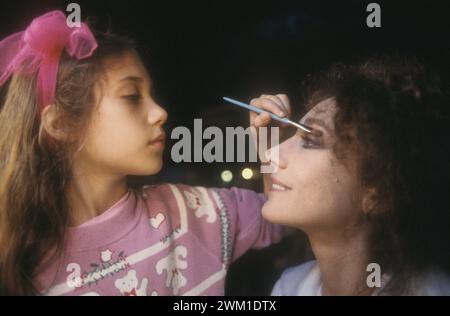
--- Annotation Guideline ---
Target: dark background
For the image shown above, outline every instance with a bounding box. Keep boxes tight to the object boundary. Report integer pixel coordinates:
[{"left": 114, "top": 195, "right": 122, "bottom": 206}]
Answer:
[
  {"left": 2, "top": 0, "right": 450, "bottom": 189},
  {"left": 1, "top": 0, "right": 449, "bottom": 295}
]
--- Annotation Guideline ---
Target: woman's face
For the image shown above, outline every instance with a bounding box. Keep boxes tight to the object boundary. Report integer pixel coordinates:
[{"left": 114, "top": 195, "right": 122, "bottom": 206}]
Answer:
[
  {"left": 77, "top": 51, "right": 168, "bottom": 176},
  {"left": 262, "top": 98, "right": 364, "bottom": 233}
]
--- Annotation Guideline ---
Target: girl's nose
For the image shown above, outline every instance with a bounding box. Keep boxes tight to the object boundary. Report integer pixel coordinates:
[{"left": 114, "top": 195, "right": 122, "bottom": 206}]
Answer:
[{"left": 148, "top": 101, "right": 168, "bottom": 126}]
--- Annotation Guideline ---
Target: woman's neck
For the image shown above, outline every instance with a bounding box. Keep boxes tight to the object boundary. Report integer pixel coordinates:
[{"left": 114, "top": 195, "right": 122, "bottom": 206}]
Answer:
[
  {"left": 307, "top": 225, "right": 374, "bottom": 296},
  {"left": 67, "top": 162, "right": 129, "bottom": 227}
]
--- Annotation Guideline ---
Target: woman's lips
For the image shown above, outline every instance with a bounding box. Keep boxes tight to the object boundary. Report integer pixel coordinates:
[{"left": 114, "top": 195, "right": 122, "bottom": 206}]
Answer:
[{"left": 270, "top": 177, "right": 292, "bottom": 192}]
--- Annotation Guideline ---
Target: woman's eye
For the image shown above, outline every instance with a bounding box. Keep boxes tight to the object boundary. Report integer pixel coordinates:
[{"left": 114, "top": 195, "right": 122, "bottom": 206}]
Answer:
[{"left": 301, "top": 135, "right": 322, "bottom": 149}]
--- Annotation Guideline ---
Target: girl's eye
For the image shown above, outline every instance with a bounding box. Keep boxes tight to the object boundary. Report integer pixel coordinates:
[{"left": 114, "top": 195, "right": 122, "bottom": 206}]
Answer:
[{"left": 123, "top": 94, "right": 141, "bottom": 103}]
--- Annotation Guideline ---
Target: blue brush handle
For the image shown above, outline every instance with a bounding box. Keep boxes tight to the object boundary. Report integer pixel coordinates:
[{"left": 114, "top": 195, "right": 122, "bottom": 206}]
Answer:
[
  {"left": 222, "top": 97, "right": 289, "bottom": 124},
  {"left": 222, "top": 96, "right": 313, "bottom": 133}
]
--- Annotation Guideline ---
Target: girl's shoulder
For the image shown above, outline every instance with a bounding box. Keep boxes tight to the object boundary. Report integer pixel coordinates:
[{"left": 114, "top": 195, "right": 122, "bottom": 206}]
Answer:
[
  {"left": 134, "top": 183, "right": 279, "bottom": 265},
  {"left": 271, "top": 260, "right": 321, "bottom": 296}
]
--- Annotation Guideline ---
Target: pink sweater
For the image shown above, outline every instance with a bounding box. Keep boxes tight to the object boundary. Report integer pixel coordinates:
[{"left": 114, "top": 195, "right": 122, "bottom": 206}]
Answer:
[{"left": 36, "top": 183, "right": 282, "bottom": 296}]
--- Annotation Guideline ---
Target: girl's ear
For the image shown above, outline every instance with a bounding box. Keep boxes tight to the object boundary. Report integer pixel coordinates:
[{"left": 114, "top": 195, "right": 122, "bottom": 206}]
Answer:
[
  {"left": 361, "top": 187, "right": 378, "bottom": 215},
  {"left": 40, "top": 105, "right": 73, "bottom": 142}
]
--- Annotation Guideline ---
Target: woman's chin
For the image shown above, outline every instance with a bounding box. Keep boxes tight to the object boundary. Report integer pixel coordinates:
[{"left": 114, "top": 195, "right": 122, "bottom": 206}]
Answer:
[
  {"left": 261, "top": 201, "right": 286, "bottom": 224},
  {"left": 262, "top": 199, "right": 311, "bottom": 228}
]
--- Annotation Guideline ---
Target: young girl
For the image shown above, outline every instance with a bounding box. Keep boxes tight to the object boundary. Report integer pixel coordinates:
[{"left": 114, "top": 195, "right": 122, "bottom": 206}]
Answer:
[
  {"left": 250, "top": 58, "right": 450, "bottom": 295},
  {"left": 0, "top": 10, "right": 282, "bottom": 295}
]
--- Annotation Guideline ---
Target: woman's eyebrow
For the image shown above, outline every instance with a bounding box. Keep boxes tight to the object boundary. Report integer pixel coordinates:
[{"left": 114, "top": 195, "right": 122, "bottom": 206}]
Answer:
[{"left": 303, "top": 117, "right": 331, "bottom": 134}]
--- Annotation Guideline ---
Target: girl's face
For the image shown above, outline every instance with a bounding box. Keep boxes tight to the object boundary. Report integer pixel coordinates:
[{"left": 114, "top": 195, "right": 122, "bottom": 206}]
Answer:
[
  {"left": 262, "top": 98, "right": 364, "bottom": 233},
  {"left": 78, "top": 51, "right": 168, "bottom": 176}
]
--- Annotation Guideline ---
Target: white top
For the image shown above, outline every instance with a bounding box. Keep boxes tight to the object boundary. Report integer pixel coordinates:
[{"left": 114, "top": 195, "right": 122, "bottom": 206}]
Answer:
[{"left": 271, "top": 260, "right": 450, "bottom": 296}]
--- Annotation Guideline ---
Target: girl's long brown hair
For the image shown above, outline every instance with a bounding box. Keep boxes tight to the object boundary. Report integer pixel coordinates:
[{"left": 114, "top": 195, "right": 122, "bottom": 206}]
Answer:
[{"left": 0, "top": 32, "right": 135, "bottom": 295}]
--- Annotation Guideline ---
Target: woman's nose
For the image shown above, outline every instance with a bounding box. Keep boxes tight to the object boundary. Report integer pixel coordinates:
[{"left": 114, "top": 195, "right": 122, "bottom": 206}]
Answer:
[
  {"left": 265, "top": 141, "right": 288, "bottom": 171},
  {"left": 148, "top": 101, "right": 168, "bottom": 126}
]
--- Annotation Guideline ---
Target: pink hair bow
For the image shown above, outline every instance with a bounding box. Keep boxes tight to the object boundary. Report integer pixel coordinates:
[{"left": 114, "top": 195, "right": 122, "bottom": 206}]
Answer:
[{"left": 0, "top": 10, "right": 98, "bottom": 112}]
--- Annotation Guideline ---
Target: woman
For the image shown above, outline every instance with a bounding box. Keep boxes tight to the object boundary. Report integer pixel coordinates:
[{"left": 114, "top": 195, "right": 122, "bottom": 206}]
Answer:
[{"left": 250, "top": 57, "right": 450, "bottom": 295}]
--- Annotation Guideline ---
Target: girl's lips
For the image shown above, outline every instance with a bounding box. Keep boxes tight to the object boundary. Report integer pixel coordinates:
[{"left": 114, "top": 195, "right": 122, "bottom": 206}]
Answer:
[
  {"left": 148, "top": 132, "right": 166, "bottom": 144},
  {"left": 270, "top": 177, "right": 292, "bottom": 192},
  {"left": 148, "top": 140, "right": 165, "bottom": 150},
  {"left": 148, "top": 132, "right": 166, "bottom": 149}
]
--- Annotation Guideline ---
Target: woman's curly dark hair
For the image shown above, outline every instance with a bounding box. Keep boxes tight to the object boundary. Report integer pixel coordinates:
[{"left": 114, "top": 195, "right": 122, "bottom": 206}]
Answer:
[{"left": 302, "top": 56, "right": 450, "bottom": 294}]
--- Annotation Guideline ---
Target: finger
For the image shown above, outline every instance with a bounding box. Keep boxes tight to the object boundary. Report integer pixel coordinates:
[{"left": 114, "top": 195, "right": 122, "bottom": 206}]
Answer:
[
  {"left": 263, "top": 95, "right": 290, "bottom": 118},
  {"left": 275, "top": 94, "right": 292, "bottom": 116},
  {"left": 252, "top": 97, "right": 286, "bottom": 117},
  {"left": 249, "top": 98, "right": 259, "bottom": 117},
  {"left": 262, "top": 94, "right": 283, "bottom": 108},
  {"left": 261, "top": 94, "right": 291, "bottom": 117},
  {"left": 253, "top": 112, "right": 272, "bottom": 127},
  {"left": 275, "top": 93, "right": 290, "bottom": 105}
]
